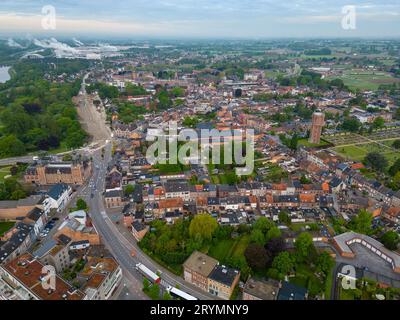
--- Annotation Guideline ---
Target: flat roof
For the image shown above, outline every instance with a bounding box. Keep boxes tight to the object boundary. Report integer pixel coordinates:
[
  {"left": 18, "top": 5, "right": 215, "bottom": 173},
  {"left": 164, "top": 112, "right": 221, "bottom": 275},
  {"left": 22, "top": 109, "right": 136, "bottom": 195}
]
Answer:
[
  {"left": 243, "top": 278, "right": 280, "bottom": 300},
  {"left": 3, "top": 253, "right": 85, "bottom": 300},
  {"left": 183, "top": 251, "right": 218, "bottom": 278},
  {"left": 334, "top": 231, "right": 400, "bottom": 271}
]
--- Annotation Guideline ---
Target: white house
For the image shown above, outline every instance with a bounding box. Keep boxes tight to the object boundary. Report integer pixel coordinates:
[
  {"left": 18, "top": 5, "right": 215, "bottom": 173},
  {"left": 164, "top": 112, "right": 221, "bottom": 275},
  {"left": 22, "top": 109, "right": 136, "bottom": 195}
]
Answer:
[{"left": 43, "top": 183, "right": 72, "bottom": 214}]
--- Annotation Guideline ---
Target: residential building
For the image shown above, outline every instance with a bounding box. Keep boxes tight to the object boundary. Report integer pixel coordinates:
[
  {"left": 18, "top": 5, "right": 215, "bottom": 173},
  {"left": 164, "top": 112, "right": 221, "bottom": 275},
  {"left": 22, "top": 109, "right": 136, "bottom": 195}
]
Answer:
[
  {"left": 207, "top": 264, "right": 240, "bottom": 300},
  {"left": 183, "top": 251, "right": 218, "bottom": 292},
  {"left": 43, "top": 183, "right": 72, "bottom": 214}
]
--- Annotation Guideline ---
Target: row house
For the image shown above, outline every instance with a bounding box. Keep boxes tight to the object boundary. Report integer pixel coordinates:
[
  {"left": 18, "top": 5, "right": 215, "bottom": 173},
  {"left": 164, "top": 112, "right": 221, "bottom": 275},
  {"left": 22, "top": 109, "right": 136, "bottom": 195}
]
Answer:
[
  {"left": 164, "top": 182, "right": 190, "bottom": 201},
  {"left": 189, "top": 184, "right": 217, "bottom": 199}
]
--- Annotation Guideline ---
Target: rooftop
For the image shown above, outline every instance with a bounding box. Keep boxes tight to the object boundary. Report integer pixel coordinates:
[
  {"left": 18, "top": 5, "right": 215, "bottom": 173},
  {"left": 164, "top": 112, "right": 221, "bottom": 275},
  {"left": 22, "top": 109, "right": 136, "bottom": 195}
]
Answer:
[{"left": 183, "top": 251, "right": 218, "bottom": 278}]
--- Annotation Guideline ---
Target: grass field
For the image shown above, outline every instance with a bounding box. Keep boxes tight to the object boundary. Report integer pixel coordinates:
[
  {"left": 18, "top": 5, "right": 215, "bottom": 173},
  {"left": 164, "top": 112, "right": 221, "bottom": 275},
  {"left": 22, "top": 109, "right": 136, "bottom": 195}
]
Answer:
[
  {"left": 332, "top": 141, "right": 400, "bottom": 166},
  {"left": 0, "top": 166, "right": 11, "bottom": 182},
  {"left": 298, "top": 138, "right": 330, "bottom": 148},
  {"left": 207, "top": 235, "right": 250, "bottom": 262},
  {"left": 327, "top": 69, "right": 400, "bottom": 91},
  {"left": 0, "top": 221, "right": 15, "bottom": 236}
]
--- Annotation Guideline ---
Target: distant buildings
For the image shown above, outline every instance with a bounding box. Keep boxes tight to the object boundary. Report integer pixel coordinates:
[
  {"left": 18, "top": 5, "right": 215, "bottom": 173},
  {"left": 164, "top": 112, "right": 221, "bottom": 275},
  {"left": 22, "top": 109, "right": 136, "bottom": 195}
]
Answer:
[{"left": 309, "top": 112, "right": 325, "bottom": 144}]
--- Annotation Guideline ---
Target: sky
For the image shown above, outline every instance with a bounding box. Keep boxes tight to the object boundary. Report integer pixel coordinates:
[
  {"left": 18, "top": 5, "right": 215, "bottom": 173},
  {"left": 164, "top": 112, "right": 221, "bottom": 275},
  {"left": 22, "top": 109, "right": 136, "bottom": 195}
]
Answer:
[{"left": 0, "top": 0, "right": 399, "bottom": 39}]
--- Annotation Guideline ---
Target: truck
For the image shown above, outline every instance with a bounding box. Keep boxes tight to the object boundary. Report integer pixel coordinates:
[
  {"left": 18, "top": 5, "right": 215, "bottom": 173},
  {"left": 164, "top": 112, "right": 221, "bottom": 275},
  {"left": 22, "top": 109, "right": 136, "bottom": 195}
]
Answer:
[{"left": 135, "top": 263, "right": 161, "bottom": 284}]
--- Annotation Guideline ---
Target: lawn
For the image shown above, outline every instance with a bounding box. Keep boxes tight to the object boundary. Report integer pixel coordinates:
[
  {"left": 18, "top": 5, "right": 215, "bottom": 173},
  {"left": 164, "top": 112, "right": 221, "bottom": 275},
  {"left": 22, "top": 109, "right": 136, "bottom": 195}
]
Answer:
[
  {"left": 0, "top": 221, "right": 15, "bottom": 236},
  {"left": 207, "top": 235, "right": 250, "bottom": 263},
  {"left": 332, "top": 145, "right": 367, "bottom": 161},
  {"left": 332, "top": 142, "right": 400, "bottom": 166},
  {"left": 327, "top": 70, "right": 400, "bottom": 91},
  {"left": 0, "top": 166, "right": 11, "bottom": 182},
  {"left": 298, "top": 138, "right": 330, "bottom": 148},
  {"left": 290, "top": 264, "right": 325, "bottom": 297}
]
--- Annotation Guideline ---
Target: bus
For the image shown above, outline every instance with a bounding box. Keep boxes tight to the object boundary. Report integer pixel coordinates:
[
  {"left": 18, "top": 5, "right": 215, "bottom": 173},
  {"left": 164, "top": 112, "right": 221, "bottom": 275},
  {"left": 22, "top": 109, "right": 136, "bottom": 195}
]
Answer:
[
  {"left": 167, "top": 286, "right": 198, "bottom": 300},
  {"left": 135, "top": 263, "right": 161, "bottom": 284}
]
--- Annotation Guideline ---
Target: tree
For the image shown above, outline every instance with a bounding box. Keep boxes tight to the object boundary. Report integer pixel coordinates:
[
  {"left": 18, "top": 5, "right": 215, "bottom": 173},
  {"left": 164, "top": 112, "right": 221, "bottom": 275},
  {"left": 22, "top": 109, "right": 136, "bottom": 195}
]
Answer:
[
  {"left": 364, "top": 152, "right": 388, "bottom": 173},
  {"left": 253, "top": 216, "right": 274, "bottom": 233},
  {"left": 148, "top": 283, "right": 160, "bottom": 300},
  {"left": 272, "top": 251, "right": 294, "bottom": 276},
  {"left": 250, "top": 229, "right": 266, "bottom": 246},
  {"left": 244, "top": 243, "right": 271, "bottom": 271},
  {"left": 295, "top": 232, "right": 315, "bottom": 262},
  {"left": 389, "top": 158, "right": 400, "bottom": 176},
  {"left": 189, "top": 214, "right": 218, "bottom": 242},
  {"left": 0, "top": 135, "right": 26, "bottom": 158},
  {"left": 392, "top": 140, "right": 400, "bottom": 150},
  {"left": 380, "top": 231, "right": 400, "bottom": 250},
  {"left": 266, "top": 226, "right": 282, "bottom": 242},
  {"left": 349, "top": 209, "right": 373, "bottom": 235},
  {"left": 124, "top": 184, "right": 135, "bottom": 196},
  {"left": 342, "top": 118, "right": 361, "bottom": 132},
  {"left": 76, "top": 198, "right": 88, "bottom": 211},
  {"left": 300, "top": 175, "right": 312, "bottom": 184},
  {"left": 265, "top": 236, "right": 286, "bottom": 258},
  {"left": 278, "top": 211, "right": 291, "bottom": 226},
  {"left": 316, "top": 251, "right": 335, "bottom": 277},
  {"left": 372, "top": 116, "right": 385, "bottom": 129}
]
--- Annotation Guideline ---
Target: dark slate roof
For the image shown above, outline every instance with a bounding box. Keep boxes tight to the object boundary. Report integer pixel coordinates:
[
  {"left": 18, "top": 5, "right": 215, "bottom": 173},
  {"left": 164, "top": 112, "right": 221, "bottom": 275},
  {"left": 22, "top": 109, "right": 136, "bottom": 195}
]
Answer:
[
  {"left": 277, "top": 281, "right": 307, "bottom": 300},
  {"left": 329, "top": 177, "right": 343, "bottom": 188},
  {"left": 47, "top": 183, "right": 70, "bottom": 200},
  {"left": 132, "top": 220, "right": 147, "bottom": 232},
  {"left": 208, "top": 265, "right": 239, "bottom": 287}
]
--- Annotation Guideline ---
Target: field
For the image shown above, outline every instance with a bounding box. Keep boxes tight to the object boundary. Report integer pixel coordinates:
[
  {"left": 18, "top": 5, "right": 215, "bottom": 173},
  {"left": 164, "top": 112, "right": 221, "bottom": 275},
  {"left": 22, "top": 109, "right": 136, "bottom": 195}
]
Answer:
[
  {"left": 0, "top": 166, "right": 11, "bottom": 182},
  {"left": 326, "top": 69, "right": 400, "bottom": 91},
  {"left": 0, "top": 222, "right": 15, "bottom": 236},
  {"left": 332, "top": 141, "right": 399, "bottom": 166},
  {"left": 207, "top": 235, "right": 250, "bottom": 263},
  {"left": 325, "top": 128, "right": 400, "bottom": 166},
  {"left": 298, "top": 138, "right": 330, "bottom": 148}
]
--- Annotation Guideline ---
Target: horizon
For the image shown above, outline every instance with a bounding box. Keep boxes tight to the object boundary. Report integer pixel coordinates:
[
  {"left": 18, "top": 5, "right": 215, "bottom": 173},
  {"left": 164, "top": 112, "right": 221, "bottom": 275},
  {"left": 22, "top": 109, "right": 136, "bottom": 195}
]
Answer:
[{"left": 0, "top": 0, "right": 399, "bottom": 39}]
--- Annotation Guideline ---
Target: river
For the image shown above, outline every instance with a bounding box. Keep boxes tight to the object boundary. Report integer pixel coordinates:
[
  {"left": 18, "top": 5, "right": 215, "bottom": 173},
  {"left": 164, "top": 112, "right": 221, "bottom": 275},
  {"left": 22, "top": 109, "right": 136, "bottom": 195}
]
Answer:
[{"left": 0, "top": 66, "right": 11, "bottom": 83}]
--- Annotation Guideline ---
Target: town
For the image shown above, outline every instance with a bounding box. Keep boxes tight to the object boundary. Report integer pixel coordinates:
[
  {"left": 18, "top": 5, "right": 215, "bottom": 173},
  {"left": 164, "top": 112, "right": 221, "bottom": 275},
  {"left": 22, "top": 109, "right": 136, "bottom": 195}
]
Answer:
[{"left": 0, "top": 2, "right": 400, "bottom": 303}]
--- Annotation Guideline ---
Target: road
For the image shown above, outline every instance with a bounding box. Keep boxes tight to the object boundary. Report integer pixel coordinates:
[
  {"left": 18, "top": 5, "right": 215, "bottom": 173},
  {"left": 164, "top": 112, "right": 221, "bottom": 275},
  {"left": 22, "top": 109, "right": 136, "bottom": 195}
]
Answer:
[
  {"left": 83, "top": 142, "right": 215, "bottom": 300},
  {"left": 72, "top": 75, "right": 216, "bottom": 300}
]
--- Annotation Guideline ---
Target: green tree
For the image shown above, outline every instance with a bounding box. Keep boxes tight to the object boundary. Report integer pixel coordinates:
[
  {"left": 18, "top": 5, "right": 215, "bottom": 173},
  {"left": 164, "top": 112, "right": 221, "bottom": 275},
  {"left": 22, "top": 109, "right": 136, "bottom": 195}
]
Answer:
[
  {"left": 189, "top": 214, "right": 218, "bottom": 242},
  {"left": 278, "top": 211, "right": 291, "bottom": 226},
  {"left": 76, "top": 198, "right": 88, "bottom": 211},
  {"left": 364, "top": 152, "right": 388, "bottom": 173},
  {"left": 253, "top": 216, "right": 274, "bottom": 233},
  {"left": 349, "top": 209, "right": 373, "bottom": 235},
  {"left": 295, "top": 232, "right": 315, "bottom": 262},
  {"left": 380, "top": 231, "right": 400, "bottom": 250},
  {"left": 272, "top": 251, "right": 294, "bottom": 276},
  {"left": 315, "top": 251, "right": 335, "bottom": 277},
  {"left": 266, "top": 226, "right": 282, "bottom": 242},
  {"left": 250, "top": 229, "right": 266, "bottom": 246},
  {"left": 124, "top": 184, "right": 135, "bottom": 195},
  {"left": 0, "top": 135, "right": 26, "bottom": 158},
  {"left": 342, "top": 118, "right": 361, "bottom": 132},
  {"left": 372, "top": 117, "right": 385, "bottom": 129},
  {"left": 392, "top": 140, "right": 400, "bottom": 150}
]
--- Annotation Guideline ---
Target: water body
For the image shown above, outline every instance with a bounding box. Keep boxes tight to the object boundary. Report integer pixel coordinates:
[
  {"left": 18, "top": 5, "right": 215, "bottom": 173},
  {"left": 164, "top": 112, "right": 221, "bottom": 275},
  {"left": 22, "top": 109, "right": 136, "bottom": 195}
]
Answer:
[{"left": 0, "top": 66, "right": 11, "bottom": 83}]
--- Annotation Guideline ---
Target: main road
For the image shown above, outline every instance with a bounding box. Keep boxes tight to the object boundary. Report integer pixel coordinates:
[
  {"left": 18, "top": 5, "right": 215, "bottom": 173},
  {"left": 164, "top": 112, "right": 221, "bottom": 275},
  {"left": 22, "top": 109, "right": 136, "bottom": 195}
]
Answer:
[
  {"left": 74, "top": 74, "right": 216, "bottom": 300},
  {"left": 83, "top": 141, "right": 216, "bottom": 300}
]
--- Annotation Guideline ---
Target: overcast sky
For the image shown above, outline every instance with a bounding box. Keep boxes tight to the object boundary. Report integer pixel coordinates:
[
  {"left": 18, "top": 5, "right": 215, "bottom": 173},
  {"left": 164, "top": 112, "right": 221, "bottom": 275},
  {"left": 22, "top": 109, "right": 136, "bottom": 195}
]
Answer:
[{"left": 0, "top": 0, "right": 399, "bottom": 38}]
